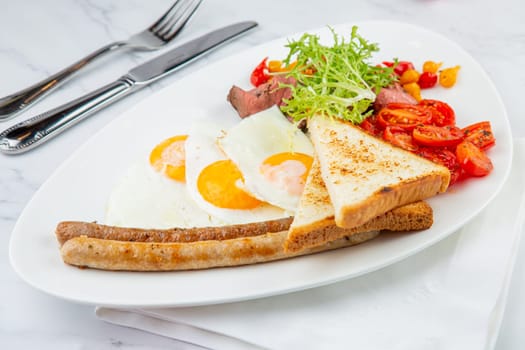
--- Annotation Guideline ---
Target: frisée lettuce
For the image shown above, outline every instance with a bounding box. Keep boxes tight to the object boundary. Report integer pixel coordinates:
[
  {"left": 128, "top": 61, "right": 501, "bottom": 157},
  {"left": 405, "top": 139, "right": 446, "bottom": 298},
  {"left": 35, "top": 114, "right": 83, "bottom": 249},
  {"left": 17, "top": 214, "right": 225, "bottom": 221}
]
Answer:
[{"left": 279, "top": 26, "right": 396, "bottom": 124}]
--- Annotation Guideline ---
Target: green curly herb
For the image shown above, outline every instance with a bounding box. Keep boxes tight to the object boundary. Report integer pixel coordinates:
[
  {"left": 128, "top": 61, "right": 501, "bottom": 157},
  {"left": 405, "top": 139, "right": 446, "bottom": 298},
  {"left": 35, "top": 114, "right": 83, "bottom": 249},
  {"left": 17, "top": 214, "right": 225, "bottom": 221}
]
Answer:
[{"left": 279, "top": 26, "right": 395, "bottom": 124}]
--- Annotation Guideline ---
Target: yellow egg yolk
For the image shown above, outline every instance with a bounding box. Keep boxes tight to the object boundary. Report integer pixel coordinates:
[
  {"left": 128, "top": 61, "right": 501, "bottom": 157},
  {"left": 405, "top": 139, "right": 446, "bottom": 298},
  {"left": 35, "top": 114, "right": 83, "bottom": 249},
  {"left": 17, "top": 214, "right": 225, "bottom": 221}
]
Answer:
[
  {"left": 149, "top": 135, "right": 188, "bottom": 182},
  {"left": 197, "top": 159, "right": 263, "bottom": 209},
  {"left": 259, "top": 152, "right": 313, "bottom": 196}
]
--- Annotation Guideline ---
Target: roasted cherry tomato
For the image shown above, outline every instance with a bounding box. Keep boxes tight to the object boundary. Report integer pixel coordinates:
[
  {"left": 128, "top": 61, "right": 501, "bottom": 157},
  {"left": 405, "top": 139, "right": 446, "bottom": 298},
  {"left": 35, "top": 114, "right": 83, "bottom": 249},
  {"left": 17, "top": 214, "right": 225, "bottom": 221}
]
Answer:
[
  {"left": 383, "top": 126, "right": 418, "bottom": 151},
  {"left": 418, "top": 99, "right": 456, "bottom": 126},
  {"left": 413, "top": 125, "right": 464, "bottom": 147},
  {"left": 417, "top": 147, "right": 462, "bottom": 185},
  {"left": 377, "top": 103, "right": 432, "bottom": 130},
  {"left": 382, "top": 60, "right": 415, "bottom": 76},
  {"left": 462, "top": 121, "right": 495, "bottom": 150},
  {"left": 250, "top": 57, "right": 270, "bottom": 87},
  {"left": 359, "top": 117, "right": 380, "bottom": 136},
  {"left": 418, "top": 71, "right": 438, "bottom": 89},
  {"left": 456, "top": 141, "right": 493, "bottom": 176}
]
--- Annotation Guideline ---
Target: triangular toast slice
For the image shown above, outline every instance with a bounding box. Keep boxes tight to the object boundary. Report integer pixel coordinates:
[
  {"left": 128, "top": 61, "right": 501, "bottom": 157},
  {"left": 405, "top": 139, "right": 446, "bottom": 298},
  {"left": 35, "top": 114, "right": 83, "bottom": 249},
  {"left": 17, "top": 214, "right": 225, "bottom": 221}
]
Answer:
[
  {"left": 284, "top": 154, "right": 434, "bottom": 252},
  {"left": 288, "top": 157, "right": 335, "bottom": 235},
  {"left": 308, "top": 115, "right": 449, "bottom": 230}
]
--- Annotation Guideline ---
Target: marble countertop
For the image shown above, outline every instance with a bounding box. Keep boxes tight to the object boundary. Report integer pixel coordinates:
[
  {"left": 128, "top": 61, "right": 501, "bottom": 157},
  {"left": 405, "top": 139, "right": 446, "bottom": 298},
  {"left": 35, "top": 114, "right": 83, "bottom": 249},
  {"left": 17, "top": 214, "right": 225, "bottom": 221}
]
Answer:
[{"left": 1, "top": 0, "right": 524, "bottom": 348}]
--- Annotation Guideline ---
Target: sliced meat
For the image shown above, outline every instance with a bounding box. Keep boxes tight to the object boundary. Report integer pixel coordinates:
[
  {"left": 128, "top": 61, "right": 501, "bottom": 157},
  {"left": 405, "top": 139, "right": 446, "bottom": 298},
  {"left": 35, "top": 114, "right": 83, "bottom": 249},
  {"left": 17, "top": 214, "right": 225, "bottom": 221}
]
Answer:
[
  {"left": 227, "top": 75, "right": 296, "bottom": 118},
  {"left": 374, "top": 83, "right": 417, "bottom": 111}
]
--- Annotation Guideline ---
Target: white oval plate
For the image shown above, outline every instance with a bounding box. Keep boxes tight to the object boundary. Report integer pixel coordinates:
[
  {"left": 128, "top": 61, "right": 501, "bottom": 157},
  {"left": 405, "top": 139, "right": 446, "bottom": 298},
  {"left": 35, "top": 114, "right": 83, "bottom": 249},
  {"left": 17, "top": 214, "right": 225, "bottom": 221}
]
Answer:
[{"left": 10, "top": 21, "right": 512, "bottom": 307}]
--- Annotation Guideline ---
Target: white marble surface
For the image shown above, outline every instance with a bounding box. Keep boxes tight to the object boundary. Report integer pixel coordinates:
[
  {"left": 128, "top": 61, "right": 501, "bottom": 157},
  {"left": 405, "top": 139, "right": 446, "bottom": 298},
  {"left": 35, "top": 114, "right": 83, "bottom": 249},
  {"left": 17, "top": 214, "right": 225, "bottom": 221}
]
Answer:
[{"left": 1, "top": 0, "right": 524, "bottom": 348}]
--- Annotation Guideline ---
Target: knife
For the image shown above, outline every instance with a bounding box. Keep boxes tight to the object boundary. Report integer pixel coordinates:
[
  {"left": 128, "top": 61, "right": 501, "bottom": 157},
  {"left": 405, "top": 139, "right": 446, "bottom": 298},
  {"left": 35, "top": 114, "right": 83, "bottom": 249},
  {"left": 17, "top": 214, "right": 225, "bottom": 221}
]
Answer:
[{"left": 0, "top": 21, "right": 257, "bottom": 154}]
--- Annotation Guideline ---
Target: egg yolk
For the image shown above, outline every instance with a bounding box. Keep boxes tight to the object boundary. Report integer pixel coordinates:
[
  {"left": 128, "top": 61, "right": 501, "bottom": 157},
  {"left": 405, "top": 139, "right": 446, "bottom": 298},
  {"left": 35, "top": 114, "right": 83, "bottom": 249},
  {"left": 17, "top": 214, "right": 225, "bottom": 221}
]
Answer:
[
  {"left": 259, "top": 152, "right": 313, "bottom": 195},
  {"left": 149, "top": 135, "right": 188, "bottom": 182},
  {"left": 197, "top": 159, "right": 263, "bottom": 209}
]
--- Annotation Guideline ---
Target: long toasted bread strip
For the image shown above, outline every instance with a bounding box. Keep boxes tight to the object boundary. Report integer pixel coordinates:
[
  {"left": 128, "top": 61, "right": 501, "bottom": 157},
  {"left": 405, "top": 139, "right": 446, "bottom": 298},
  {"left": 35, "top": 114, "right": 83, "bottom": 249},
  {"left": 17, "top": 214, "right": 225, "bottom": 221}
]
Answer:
[
  {"left": 309, "top": 115, "right": 449, "bottom": 229},
  {"left": 60, "top": 202, "right": 433, "bottom": 271},
  {"left": 285, "top": 158, "right": 433, "bottom": 252},
  {"left": 55, "top": 217, "right": 293, "bottom": 246}
]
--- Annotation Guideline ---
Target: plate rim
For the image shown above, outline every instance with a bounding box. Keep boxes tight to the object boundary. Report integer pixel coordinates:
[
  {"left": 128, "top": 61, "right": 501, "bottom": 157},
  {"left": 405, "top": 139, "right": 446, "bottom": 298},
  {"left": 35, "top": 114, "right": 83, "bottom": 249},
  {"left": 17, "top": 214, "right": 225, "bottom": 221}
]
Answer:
[{"left": 9, "top": 19, "right": 514, "bottom": 307}]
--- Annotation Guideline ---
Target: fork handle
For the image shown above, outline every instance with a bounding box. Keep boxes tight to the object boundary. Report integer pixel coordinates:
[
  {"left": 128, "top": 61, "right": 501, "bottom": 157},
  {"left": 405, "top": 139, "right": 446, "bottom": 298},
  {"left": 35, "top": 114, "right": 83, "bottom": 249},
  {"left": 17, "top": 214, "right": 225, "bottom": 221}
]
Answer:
[
  {"left": 0, "top": 41, "right": 126, "bottom": 121},
  {"left": 0, "top": 75, "right": 139, "bottom": 154}
]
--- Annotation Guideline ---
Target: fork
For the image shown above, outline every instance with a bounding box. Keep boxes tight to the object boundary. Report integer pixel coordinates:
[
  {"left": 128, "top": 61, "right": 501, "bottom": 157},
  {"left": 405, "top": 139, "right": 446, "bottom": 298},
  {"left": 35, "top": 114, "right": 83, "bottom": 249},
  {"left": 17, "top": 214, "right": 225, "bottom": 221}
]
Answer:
[{"left": 0, "top": 0, "right": 202, "bottom": 121}]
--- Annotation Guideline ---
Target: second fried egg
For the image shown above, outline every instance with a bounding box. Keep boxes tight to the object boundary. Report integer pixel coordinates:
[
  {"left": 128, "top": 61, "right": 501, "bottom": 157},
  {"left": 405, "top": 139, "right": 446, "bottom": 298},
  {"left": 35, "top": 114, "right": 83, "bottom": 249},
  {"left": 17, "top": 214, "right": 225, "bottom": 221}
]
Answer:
[
  {"left": 219, "top": 106, "right": 314, "bottom": 212},
  {"left": 185, "top": 122, "right": 288, "bottom": 224}
]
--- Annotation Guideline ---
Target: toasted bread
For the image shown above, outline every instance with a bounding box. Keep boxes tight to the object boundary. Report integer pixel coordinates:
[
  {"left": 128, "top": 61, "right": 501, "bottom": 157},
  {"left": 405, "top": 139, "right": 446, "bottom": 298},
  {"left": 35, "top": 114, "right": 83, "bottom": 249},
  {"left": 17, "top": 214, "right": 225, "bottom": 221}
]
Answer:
[
  {"left": 308, "top": 115, "right": 449, "bottom": 229},
  {"left": 285, "top": 154, "right": 433, "bottom": 252}
]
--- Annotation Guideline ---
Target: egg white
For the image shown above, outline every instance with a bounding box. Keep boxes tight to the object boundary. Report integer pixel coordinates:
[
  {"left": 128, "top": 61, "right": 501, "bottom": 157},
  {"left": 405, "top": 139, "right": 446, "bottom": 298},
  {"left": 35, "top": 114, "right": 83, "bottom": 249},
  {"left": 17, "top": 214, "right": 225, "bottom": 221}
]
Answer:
[
  {"left": 185, "top": 122, "right": 288, "bottom": 224},
  {"left": 218, "top": 106, "right": 314, "bottom": 212},
  {"left": 105, "top": 160, "right": 225, "bottom": 229}
]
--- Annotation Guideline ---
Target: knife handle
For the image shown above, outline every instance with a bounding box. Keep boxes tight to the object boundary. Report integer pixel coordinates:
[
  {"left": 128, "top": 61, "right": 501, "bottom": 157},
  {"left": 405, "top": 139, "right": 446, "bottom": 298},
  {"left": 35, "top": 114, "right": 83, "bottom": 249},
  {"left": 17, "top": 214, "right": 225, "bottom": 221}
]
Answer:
[
  {"left": 0, "top": 42, "right": 125, "bottom": 121},
  {"left": 0, "top": 76, "right": 137, "bottom": 154}
]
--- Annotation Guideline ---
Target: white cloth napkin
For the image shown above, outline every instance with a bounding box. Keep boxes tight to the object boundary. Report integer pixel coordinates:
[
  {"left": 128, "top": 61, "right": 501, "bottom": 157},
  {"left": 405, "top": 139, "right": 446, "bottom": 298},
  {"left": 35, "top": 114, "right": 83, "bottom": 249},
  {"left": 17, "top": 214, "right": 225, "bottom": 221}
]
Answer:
[{"left": 96, "top": 140, "right": 525, "bottom": 350}]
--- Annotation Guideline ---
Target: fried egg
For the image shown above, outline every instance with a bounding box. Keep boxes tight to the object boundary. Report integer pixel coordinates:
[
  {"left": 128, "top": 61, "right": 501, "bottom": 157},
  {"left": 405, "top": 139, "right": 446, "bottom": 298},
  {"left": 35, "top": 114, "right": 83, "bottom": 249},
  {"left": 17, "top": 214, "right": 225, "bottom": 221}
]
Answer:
[
  {"left": 149, "top": 134, "right": 187, "bottom": 182},
  {"left": 185, "top": 122, "right": 288, "bottom": 223},
  {"left": 219, "top": 106, "right": 314, "bottom": 212},
  {"left": 105, "top": 156, "right": 224, "bottom": 229}
]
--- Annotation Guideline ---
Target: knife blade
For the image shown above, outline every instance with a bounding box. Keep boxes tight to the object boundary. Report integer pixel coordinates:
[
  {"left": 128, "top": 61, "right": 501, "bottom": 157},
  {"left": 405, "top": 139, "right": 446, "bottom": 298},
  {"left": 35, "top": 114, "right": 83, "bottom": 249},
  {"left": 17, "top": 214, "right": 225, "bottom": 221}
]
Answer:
[{"left": 0, "top": 21, "right": 258, "bottom": 154}]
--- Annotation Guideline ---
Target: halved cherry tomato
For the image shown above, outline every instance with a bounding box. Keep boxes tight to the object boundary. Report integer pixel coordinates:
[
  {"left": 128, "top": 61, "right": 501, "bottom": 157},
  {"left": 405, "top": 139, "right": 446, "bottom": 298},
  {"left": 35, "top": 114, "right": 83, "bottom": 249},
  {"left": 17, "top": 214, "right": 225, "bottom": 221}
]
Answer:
[
  {"left": 418, "top": 71, "right": 438, "bottom": 89},
  {"left": 417, "top": 147, "right": 462, "bottom": 185},
  {"left": 383, "top": 126, "right": 418, "bottom": 151},
  {"left": 359, "top": 117, "right": 380, "bottom": 136},
  {"left": 456, "top": 141, "right": 493, "bottom": 176},
  {"left": 418, "top": 99, "right": 456, "bottom": 126},
  {"left": 413, "top": 125, "right": 464, "bottom": 147},
  {"left": 377, "top": 103, "right": 432, "bottom": 130},
  {"left": 250, "top": 57, "right": 270, "bottom": 87},
  {"left": 462, "top": 121, "right": 495, "bottom": 150}
]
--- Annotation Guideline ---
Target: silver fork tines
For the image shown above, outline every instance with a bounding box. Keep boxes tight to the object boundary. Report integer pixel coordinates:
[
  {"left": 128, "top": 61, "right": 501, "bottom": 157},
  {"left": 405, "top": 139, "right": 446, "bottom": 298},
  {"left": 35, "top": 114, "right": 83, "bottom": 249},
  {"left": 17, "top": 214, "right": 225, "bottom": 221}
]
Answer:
[
  {"left": 0, "top": 0, "right": 203, "bottom": 121},
  {"left": 150, "top": 0, "right": 202, "bottom": 41}
]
